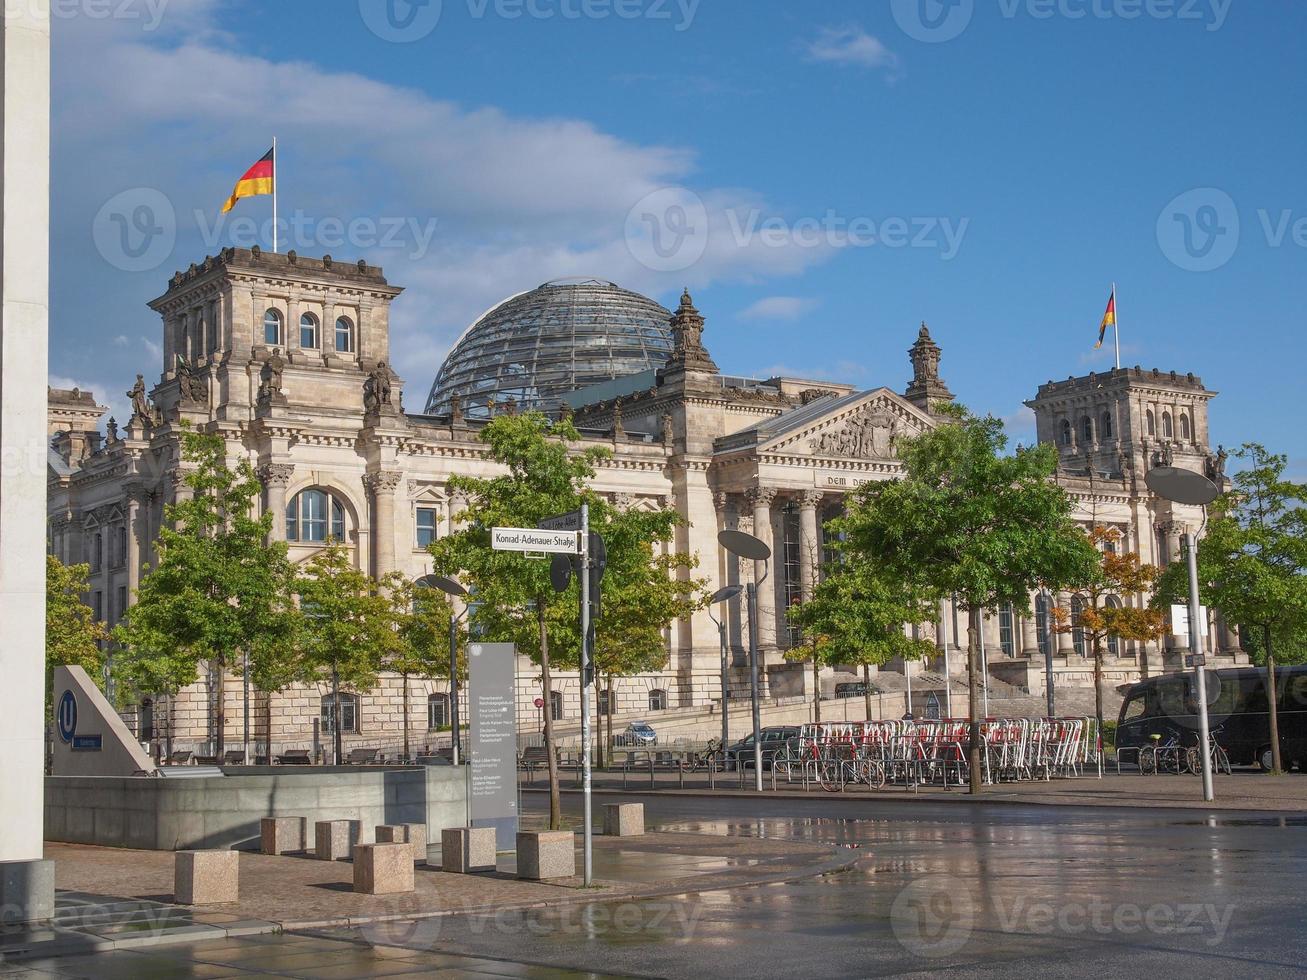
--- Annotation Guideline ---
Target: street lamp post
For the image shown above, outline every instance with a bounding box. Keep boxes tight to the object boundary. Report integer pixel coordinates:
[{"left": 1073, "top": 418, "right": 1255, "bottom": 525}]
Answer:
[
  {"left": 1146, "top": 465, "right": 1220, "bottom": 803},
  {"left": 421, "top": 574, "right": 468, "bottom": 765},
  {"left": 1041, "top": 588, "right": 1056, "bottom": 717},
  {"left": 718, "top": 530, "right": 771, "bottom": 792},
  {"left": 706, "top": 584, "right": 744, "bottom": 755}
]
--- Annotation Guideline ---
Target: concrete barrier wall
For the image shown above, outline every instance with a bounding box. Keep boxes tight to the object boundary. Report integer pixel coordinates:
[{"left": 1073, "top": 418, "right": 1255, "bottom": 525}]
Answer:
[{"left": 45, "top": 766, "right": 468, "bottom": 851}]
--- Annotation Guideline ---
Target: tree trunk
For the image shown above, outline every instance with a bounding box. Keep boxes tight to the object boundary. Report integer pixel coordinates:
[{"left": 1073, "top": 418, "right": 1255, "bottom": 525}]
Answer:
[
  {"left": 402, "top": 671, "right": 411, "bottom": 762},
  {"left": 967, "top": 606, "right": 982, "bottom": 794},
  {"left": 812, "top": 653, "right": 821, "bottom": 724},
  {"left": 1266, "top": 625, "right": 1283, "bottom": 774},
  {"left": 214, "top": 656, "right": 226, "bottom": 756},
  {"left": 605, "top": 672, "right": 615, "bottom": 770},
  {"left": 537, "top": 600, "right": 561, "bottom": 830},
  {"left": 166, "top": 693, "right": 175, "bottom": 763},
  {"left": 863, "top": 663, "right": 874, "bottom": 722}
]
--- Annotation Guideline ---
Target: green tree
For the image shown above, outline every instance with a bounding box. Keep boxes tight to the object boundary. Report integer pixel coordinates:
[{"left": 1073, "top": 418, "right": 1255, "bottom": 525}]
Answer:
[
  {"left": 46, "top": 555, "right": 107, "bottom": 706},
  {"left": 116, "top": 429, "right": 298, "bottom": 755},
  {"left": 1153, "top": 444, "right": 1307, "bottom": 773},
  {"left": 390, "top": 579, "right": 465, "bottom": 761},
  {"left": 1057, "top": 526, "right": 1168, "bottom": 737},
  {"left": 837, "top": 408, "right": 1099, "bottom": 793},
  {"left": 294, "top": 543, "right": 403, "bottom": 763},
  {"left": 788, "top": 542, "right": 937, "bottom": 723},
  {"left": 430, "top": 411, "right": 698, "bottom": 827},
  {"left": 589, "top": 507, "right": 703, "bottom": 764}
]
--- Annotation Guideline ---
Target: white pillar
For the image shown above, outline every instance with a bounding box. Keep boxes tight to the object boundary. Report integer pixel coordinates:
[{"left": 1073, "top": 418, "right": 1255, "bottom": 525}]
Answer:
[
  {"left": 797, "top": 490, "right": 822, "bottom": 602},
  {"left": 365, "top": 470, "right": 402, "bottom": 576},
  {"left": 746, "top": 487, "right": 778, "bottom": 650},
  {"left": 0, "top": 1, "right": 53, "bottom": 923}
]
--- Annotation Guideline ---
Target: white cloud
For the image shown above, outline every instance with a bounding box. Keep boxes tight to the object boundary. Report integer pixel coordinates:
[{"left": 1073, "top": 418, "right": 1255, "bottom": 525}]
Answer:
[
  {"left": 52, "top": 8, "right": 835, "bottom": 393},
  {"left": 737, "top": 296, "right": 819, "bottom": 321},
  {"left": 112, "top": 335, "right": 129, "bottom": 346},
  {"left": 805, "top": 26, "right": 901, "bottom": 74}
]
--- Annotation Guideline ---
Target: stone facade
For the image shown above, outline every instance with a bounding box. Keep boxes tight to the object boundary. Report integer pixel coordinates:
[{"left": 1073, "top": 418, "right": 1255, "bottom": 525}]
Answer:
[{"left": 46, "top": 249, "right": 1247, "bottom": 755}]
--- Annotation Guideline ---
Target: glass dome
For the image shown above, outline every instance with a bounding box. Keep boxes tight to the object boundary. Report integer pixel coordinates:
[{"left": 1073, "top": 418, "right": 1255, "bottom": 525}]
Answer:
[{"left": 424, "top": 279, "right": 673, "bottom": 418}]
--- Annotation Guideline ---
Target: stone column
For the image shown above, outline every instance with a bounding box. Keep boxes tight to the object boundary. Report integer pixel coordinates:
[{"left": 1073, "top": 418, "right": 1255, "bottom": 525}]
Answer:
[
  {"left": 0, "top": 0, "right": 53, "bottom": 922},
  {"left": 258, "top": 463, "right": 295, "bottom": 543},
  {"left": 746, "top": 487, "right": 778, "bottom": 649},
  {"left": 797, "top": 490, "right": 822, "bottom": 602},
  {"left": 1020, "top": 603, "right": 1040, "bottom": 656},
  {"left": 365, "top": 470, "right": 403, "bottom": 577},
  {"left": 124, "top": 484, "right": 147, "bottom": 599}
]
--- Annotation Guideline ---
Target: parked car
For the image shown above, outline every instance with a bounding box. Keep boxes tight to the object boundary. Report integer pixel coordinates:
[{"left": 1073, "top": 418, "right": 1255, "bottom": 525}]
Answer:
[
  {"left": 617, "top": 721, "right": 658, "bottom": 746},
  {"left": 723, "top": 726, "right": 800, "bottom": 769},
  {"left": 833, "top": 682, "right": 879, "bottom": 699}
]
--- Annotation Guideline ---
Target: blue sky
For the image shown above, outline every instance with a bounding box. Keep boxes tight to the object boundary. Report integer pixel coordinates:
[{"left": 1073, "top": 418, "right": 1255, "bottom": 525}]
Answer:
[{"left": 51, "top": 0, "right": 1305, "bottom": 470}]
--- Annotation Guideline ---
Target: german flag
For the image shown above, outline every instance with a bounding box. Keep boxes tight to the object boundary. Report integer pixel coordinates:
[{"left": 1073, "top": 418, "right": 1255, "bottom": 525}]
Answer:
[
  {"left": 221, "top": 147, "right": 274, "bottom": 213},
  {"left": 1095, "top": 289, "right": 1116, "bottom": 349}
]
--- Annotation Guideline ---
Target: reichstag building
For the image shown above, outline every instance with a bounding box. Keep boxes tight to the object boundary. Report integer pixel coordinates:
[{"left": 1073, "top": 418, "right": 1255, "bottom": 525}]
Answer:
[{"left": 46, "top": 249, "right": 1248, "bottom": 755}]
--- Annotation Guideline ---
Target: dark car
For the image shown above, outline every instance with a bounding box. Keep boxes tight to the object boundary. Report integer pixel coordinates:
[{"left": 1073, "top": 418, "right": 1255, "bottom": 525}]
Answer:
[
  {"left": 1116, "top": 666, "right": 1307, "bottom": 771},
  {"left": 723, "top": 726, "right": 801, "bottom": 770}
]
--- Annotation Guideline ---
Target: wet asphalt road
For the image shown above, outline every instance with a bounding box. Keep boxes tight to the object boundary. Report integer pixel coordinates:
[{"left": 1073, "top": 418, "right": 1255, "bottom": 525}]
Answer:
[{"left": 341, "top": 793, "right": 1307, "bottom": 979}]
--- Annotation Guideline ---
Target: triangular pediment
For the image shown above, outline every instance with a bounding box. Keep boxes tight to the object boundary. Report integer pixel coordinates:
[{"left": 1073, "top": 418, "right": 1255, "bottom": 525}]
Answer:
[{"left": 761, "top": 388, "right": 934, "bottom": 460}]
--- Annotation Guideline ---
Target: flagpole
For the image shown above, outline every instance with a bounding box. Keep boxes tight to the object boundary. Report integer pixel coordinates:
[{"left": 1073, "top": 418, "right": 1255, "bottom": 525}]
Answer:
[
  {"left": 1112, "top": 282, "right": 1120, "bottom": 369},
  {"left": 272, "top": 136, "right": 278, "bottom": 254}
]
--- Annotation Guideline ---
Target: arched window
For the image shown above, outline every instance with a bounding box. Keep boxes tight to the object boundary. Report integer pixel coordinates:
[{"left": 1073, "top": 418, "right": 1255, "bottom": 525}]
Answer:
[
  {"left": 1081, "top": 417, "right": 1094, "bottom": 444},
  {"left": 1035, "top": 593, "right": 1052, "bottom": 657},
  {"left": 1105, "top": 595, "right": 1123, "bottom": 656},
  {"left": 1146, "top": 410, "right": 1156, "bottom": 437},
  {"left": 648, "top": 689, "right": 668, "bottom": 712},
  {"left": 549, "top": 690, "right": 564, "bottom": 721},
  {"left": 1071, "top": 595, "right": 1087, "bottom": 657},
  {"left": 263, "top": 309, "right": 283, "bottom": 346},
  {"left": 321, "top": 692, "right": 359, "bottom": 734},
  {"left": 427, "top": 693, "right": 449, "bottom": 730},
  {"left": 998, "top": 605, "right": 1015, "bottom": 657},
  {"left": 335, "top": 316, "right": 355, "bottom": 354},
  {"left": 1162, "top": 412, "right": 1173, "bottom": 439},
  {"left": 299, "top": 313, "right": 319, "bottom": 349},
  {"left": 1180, "top": 414, "right": 1192, "bottom": 441},
  {"left": 1059, "top": 419, "right": 1073, "bottom": 446},
  {"left": 286, "top": 489, "right": 346, "bottom": 543},
  {"left": 598, "top": 688, "right": 611, "bottom": 717},
  {"left": 1101, "top": 411, "right": 1114, "bottom": 440}
]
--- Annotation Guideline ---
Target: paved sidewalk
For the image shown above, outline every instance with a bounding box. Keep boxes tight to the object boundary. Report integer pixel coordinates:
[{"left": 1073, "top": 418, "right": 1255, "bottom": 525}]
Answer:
[
  {"left": 542, "top": 767, "right": 1307, "bottom": 812},
  {"left": 1, "top": 828, "right": 854, "bottom": 965}
]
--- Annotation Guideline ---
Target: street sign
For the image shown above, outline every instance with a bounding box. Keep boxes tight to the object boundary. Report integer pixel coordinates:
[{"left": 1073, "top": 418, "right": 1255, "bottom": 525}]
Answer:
[
  {"left": 1185, "top": 653, "right": 1207, "bottom": 668},
  {"left": 539, "top": 510, "right": 582, "bottom": 532},
  {"left": 1170, "top": 603, "right": 1209, "bottom": 637},
  {"left": 550, "top": 553, "right": 573, "bottom": 592},
  {"left": 533, "top": 697, "right": 544, "bottom": 708},
  {"left": 491, "top": 527, "right": 580, "bottom": 554}
]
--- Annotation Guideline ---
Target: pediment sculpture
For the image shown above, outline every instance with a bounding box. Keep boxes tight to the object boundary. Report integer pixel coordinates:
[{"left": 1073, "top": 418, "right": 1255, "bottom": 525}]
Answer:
[{"left": 808, "top": 407, "right": 901, "bottom": 460}]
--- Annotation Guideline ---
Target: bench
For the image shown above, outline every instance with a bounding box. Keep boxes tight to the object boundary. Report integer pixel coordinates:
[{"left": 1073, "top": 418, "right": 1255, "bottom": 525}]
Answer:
[
  {"left": 518, "top": 746, "right": 557, "bottom": 783},
  {"left": 620, "top": 750, "right": 689, "bottom": 789},
  {"left": 222, "top": 750, "right": 245, "bottom": 766},
  {"left": 346, "top": 747, "right": 379, "bottom": 766},
  {"left": 166, "top": 750, "right": 192, "bottom": 766},
  {"left": 276, "top": 750, "right": 312, "bottom": 766}
]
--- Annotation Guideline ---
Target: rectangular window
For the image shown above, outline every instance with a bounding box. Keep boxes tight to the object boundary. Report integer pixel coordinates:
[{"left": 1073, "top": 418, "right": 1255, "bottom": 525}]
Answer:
[
  {"left": 781, "top": 504, "right": 802, "bottom": 646},
  {"left": 93, "top": 591, "right": 103, "bottom": 622},
  {"left": 322, "top": 696, "right": 359, "bottom": 734},
  {"left": 428, "top": 695, "right": 449, "bottom": 730},
  {"left": 999, "top": 605, "right": 1015, "bottom": 657},
  {"left": 416, "top": 507, "right": 437, "bottom": 548},
  {"left": 303, "top": 491, "right": 327, "bottom": 542},
  {"left": 117, "top": 586, "right": 127, "bottom": 623}
]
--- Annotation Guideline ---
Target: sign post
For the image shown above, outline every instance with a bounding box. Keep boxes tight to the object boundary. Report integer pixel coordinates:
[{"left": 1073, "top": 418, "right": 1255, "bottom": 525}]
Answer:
[
  {"left": 467, "top": 642, "right": 519, "bottom": 850},
  {"left": 578, "top": 503, "right": 594, "bottom": 887}
]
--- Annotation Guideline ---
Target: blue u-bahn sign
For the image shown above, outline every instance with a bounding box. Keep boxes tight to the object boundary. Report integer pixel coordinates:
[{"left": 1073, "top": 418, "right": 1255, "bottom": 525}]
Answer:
[{"left": 57, "top": 690, "right": 77, "bottom": 743}]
